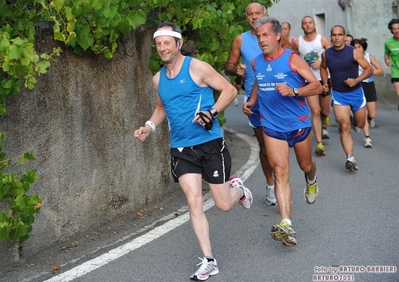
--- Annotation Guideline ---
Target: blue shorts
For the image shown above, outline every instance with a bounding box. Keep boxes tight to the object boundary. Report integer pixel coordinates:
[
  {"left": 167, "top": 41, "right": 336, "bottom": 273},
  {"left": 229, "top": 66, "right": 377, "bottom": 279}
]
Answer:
[
  {"left": 261, "top": 127, "right": 312, "bottom": 148},
  {"left": 331, "top": 87, "right": 366, "bottom": 112}
]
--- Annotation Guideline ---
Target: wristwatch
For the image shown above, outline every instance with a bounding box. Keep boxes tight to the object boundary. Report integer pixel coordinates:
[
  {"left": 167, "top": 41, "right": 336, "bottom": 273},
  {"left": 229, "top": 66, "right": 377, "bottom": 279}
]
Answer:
[
  {"left": 355, "top": 78, "right": 360, "bottom": 83},
  {"left": 293, "top": 88, "right": 299, "bottom": 96},
  {"left": 208, "top": 107, "right": 219, "bottom": 119}
]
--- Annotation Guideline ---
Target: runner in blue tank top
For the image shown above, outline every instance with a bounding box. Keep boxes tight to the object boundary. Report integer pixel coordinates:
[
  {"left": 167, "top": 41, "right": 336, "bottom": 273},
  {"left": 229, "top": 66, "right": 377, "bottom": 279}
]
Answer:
[
  {"left": 320, "top": 25, "right": 373, "bottom": 172},
  {"left": 243, "top": 16, "right": 323, "bottom": 247},
  {"left": 225, "top": 2, "right": 292, "bottom": 206},
  {"left": 134, "top": 21, "right": 253, "bottom": 281}
]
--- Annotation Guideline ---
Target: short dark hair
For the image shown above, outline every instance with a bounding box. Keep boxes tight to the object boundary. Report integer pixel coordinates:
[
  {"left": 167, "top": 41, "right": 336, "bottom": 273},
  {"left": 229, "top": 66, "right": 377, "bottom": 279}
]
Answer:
[
  {"left": 330, "top": 25, "right": 346, "bottom": 35},
  {"left": 281, "top": 22, "right": 291, "bottom": 29},
  {"left": 351, "top": 38, "right": 368, "bottom": 51},
  {"left": 388, "top": 18, "right": 399, "bottom": 34}
]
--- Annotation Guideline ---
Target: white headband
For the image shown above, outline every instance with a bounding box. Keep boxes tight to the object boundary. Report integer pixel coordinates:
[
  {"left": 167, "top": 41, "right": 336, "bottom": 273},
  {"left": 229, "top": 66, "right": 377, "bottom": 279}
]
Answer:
[{"left": 153, "top": 30, "right": 182, "bottom": 39}]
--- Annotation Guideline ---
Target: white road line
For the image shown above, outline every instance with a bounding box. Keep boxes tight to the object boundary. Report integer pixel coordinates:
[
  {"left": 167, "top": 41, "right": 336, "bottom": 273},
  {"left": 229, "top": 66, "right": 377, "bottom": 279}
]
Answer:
[{"left": 43, "top": 127, "right": 259, "bottom": 282}]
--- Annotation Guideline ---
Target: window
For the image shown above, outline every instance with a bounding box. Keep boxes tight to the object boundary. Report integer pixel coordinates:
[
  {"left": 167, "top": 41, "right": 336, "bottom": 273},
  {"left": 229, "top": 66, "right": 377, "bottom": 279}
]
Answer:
[{"left": 393, "top": 0, "right": 399, "bottom": 18}]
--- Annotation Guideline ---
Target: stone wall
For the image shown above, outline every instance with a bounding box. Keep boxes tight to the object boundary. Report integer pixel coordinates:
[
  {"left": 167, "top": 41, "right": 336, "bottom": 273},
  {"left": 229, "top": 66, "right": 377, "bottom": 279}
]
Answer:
[{"left": 0, "top": 23, "right": 175, "bottom": 264}]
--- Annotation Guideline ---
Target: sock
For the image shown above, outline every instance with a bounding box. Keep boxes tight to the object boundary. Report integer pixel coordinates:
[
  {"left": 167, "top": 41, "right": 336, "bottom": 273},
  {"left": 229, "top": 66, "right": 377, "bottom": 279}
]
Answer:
[
  {"left": 266, "top": 184, "right": 274, "bottom": 190},
  {"left": 306, "top": 175, "right": 316, "bottom": 184},
  {"left": 365, "top": 135, "right": 370, "bottom": 138},
  {"left": 281, "top": 218, "right": 292, "bottom": 226},
  {"left": 205, "top": 256, "right": 214, "bottom": 262}
]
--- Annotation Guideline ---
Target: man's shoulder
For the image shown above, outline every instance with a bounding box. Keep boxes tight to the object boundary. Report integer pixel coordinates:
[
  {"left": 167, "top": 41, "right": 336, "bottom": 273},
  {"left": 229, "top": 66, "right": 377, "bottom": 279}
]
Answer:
[{"left": 385, "top": 37, "right": 397, "bottom": 44}]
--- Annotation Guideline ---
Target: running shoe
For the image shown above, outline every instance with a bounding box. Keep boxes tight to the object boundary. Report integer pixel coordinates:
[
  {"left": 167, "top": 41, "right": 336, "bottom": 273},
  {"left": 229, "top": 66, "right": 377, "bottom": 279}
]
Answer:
[
  {"left": 368, "top": 118, "right": 375, "bottom": 128},
  {"left": 364, "top": 137, "right": 372, "bottom": 148},
  {"left": 321, "top": 115, "right": 331, "bottom": 126},
  {"left": 315, "top": 142, "right": 326, "bottom": 156},
  {"left": 304, "top": 176, "right": 319, "bottom": 204},
  {"left": 350, "top": 114, "right": 361, "bottom": 133},
  {"left": 322, "top": 128, "right": 330, "bottom": 139},
  {"left": 190, "top": 257, "right": 219, "bottom": 281},
  {"left": 345, "top": 155, "right": 359, "bottom": 172},
  {"left": 271, "top": 221, "right": 297, "bottom": 246},
  {"left": 229, "top": 177, "right": 253, "bottom": 209},
  {"left": 265, "top": 186, "right": 277, "bottom": 206}
]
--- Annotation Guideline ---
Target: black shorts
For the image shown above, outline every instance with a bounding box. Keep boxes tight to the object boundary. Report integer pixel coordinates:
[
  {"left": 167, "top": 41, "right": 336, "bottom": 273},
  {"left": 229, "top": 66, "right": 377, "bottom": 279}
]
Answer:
[
  {"left": 170, "top": 138, "right": 231, "bottom": 184},
  {"left": 361, "top": 81, "right": 377, "bottom": 102},
  {"left": 391, "top": 77, "right": 399, "bottom": 83}
]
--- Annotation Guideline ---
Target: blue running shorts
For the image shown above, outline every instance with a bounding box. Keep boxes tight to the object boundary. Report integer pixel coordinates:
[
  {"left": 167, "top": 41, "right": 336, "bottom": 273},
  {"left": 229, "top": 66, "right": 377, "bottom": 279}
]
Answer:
[
  {"left": 261, "top": 127, "right": 312, "bottom": 148},
  {"left": 331, "top": 87, "right": 366, "bottom": 112}
]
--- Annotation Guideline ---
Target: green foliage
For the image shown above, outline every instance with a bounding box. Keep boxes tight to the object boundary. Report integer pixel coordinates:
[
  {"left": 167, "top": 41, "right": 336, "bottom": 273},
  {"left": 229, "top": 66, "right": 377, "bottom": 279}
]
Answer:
[
  {"left": 146, "top": 0, "right": 279, "bottom": 74},
  {"left": 0, "top": 0, "right": 62, "bottom": 116},
  {"left": 0, "top": 132, "right": 41, "bottom": 245}
]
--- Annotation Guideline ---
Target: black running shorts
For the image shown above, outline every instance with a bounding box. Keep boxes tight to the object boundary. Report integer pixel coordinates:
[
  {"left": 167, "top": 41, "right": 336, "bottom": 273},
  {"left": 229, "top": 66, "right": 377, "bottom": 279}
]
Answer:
[
  {"left": 361, "top": 81, "right": 377, "bottom": 102},
  {"left": 170, "top": 138, "right": 231, "bottom": 184}
]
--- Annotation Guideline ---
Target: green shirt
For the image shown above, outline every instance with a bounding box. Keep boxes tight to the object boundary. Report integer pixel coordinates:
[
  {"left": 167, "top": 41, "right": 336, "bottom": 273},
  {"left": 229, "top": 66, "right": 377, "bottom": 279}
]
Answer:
[{"left": 385, "top": 36, "right": 399, "bottom": 78}]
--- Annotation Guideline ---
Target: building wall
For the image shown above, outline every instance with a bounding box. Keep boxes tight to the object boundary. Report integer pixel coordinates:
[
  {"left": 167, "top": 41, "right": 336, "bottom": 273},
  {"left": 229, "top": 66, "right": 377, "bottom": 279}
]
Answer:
[
  {"left": 268, "top": 0, "right": 398, "bottom": 104},
  {"left": 0, "top": 23, "right": 176, "bottom": 266}
]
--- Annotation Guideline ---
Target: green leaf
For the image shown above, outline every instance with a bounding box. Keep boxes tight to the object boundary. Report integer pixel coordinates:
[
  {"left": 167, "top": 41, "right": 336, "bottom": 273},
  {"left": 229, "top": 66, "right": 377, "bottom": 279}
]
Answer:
[
  {"left": 10, "top": 221, "right": 27, "bottom": 240},
  {"left": 128, "top": 10, "right": 146, "bottom": 29},
  {"left": 91, "top": 0, "right": 103, "bottom": 10},
  {"left": 8, "top": 45, "right": 22, "bottom": 60},
  {"left": 0, "top": 104, "right": 6, "bottom": 116},
  {"left": 35, "top": 61, "right": 51, "bottom": 74},
  {"left": 23, "top": 153, "right": 36, "bottom": 161},
  {"left": 79, "top": 35, "right": 94, "bottom": 51},
  {"left": 53, "top": 0, "right": 65, "bottom": 10}
]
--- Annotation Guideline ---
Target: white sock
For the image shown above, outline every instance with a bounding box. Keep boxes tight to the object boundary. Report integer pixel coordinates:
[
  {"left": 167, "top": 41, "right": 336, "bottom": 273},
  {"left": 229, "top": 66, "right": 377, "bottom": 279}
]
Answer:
[
  {"left": 306, "top": 175, "right": 316, "bottom": 184},
  {"left": 267, "top": 185, "right": 274, "bottom": 190},
  {"left": 281, "top": 218, "right": 292, "bottom": 226}
]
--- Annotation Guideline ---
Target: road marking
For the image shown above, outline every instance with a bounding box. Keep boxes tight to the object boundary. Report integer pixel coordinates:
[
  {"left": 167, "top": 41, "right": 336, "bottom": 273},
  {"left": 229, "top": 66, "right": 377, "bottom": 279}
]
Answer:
[{"left": 42, "top": 127, "right": 259, "bottom": 282}]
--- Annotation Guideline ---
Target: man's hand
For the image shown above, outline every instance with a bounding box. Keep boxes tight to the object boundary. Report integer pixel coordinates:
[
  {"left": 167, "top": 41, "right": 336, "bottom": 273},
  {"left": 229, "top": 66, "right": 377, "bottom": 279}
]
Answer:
[
  {"left": 310, "top": 60, "right": 321, "bottom": 69},
  {"left": 276, "top": 84, "right": 295, "bottom": 97},
  {"left": 236, "top": 63, "right": 247, "bottom": 76},
  {"left": 242, "top": 101, "right": 254, "bottom": 116},
  {"left": 134, "top": 126, "right": 152, "bottom": 142},
  {"left": 192, "top": 111, "right": 213, "bottom": 130}
]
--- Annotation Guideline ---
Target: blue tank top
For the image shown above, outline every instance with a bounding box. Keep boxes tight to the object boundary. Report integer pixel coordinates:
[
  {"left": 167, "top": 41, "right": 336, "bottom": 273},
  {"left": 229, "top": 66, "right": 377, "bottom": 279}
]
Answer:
[
  {"left": 158, "top": 56, "right": 223, "bottom": 148},
  {"left": 325, "top": 45, "right": 361, "bottom": 92},
  {"left": 253, "top": 48, "right": 310, "bottom": 131},
  {"left": 241, "top": 31, "right": 262, "bottom": 97}
]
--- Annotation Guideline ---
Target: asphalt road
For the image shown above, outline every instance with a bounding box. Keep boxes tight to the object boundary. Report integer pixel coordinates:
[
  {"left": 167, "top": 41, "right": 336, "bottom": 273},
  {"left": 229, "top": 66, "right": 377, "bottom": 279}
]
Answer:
[{"left": 3, "top": 94, "right": 399, "bottom": 282}]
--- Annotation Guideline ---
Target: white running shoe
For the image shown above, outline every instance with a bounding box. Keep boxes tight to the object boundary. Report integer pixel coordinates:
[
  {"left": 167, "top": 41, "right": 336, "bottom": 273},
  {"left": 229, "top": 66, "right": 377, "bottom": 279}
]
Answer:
[
  {"left": 364, "top": 137, "right": 372, "bottom": 148},
  {"left": 265, "top": 186, "right": 277, "bottom": 205},
  {"left": 190, "top": 257, "right": 219, "bottom": 281},
  {"left": 322, "top": 128, "right": 330, "bottom": 139},
  {"left": 345, "top": 155, "right": 358, "bottom": 172},
  {"left": 368, "top": 118, "right": 375, "bottom": 128},
  {"left": 229, "top": 177, "right": 253, "bottom": 209}
]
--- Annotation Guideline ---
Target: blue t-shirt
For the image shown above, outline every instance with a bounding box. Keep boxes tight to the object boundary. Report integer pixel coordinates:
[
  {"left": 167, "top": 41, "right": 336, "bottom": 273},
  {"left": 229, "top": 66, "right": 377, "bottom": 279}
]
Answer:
[
  {"left": 158, "top": 56, "right": 223, "bottom": 148},
  {"left": 253, "top": 48, "right": 310, "bottom": 132},
  {"left": 325, "top": 45, "right": 360, "bottom": 92}
]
